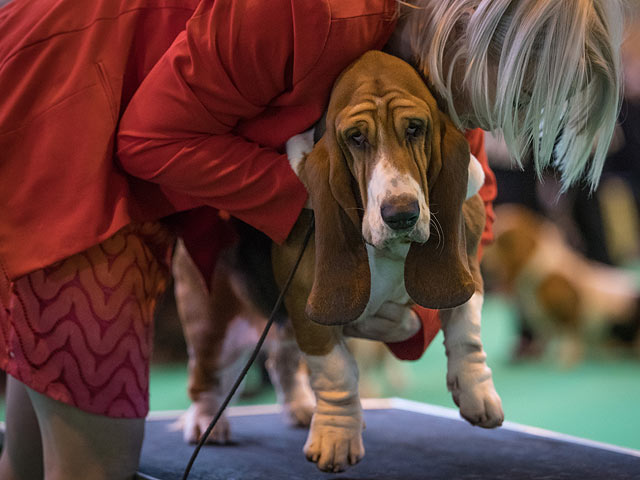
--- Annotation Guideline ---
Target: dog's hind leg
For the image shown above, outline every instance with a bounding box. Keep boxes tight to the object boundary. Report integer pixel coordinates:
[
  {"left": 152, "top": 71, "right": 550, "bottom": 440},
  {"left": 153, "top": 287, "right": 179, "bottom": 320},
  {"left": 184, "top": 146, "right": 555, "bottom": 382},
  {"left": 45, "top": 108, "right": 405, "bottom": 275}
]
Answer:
[
  {"left": 265, "top": 321, "right": 315, "bottom": 427},
  {"left": 172, "top": 239, "right": 241, "bottom": 444}
]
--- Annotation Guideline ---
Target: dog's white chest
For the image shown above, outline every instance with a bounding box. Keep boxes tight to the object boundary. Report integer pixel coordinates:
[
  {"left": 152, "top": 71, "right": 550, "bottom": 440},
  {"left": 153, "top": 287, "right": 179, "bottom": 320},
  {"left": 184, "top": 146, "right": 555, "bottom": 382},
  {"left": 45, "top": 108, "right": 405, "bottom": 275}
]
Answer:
[{"left": 359, "top": 244, "right": 410, "bottom": 319}]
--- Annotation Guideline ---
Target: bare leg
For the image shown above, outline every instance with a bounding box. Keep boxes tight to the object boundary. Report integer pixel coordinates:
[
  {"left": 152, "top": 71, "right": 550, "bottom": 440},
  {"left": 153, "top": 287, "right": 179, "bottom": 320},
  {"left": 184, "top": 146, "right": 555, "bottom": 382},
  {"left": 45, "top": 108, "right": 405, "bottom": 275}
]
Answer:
[
  {"left": 26, "top": 387, "right": 144, "bottom": 480},
  {"left": 0, "top": 375, "right": 43, "bottom": 480}
]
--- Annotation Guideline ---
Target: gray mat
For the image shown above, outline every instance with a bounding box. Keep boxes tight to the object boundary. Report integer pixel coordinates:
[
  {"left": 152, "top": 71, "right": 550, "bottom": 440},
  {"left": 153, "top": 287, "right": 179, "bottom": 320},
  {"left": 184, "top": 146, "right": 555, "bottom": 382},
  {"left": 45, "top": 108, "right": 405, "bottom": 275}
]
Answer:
[{"left": 137, "top": 401, "right": 640, "bottom": 480}]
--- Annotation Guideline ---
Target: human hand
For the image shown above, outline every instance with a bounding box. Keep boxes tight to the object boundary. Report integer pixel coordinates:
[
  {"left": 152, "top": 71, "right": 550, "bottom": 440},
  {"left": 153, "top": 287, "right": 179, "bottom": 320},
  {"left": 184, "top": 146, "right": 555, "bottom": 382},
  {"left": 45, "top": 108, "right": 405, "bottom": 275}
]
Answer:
[
  {"left": 285, "top": 128, "right": 315, "bottom": 209},
  {"left": 467, "top": 153, "right": 485, "bottom": 200},
  {"left": 343, "top": 301, "right": 421, "bottom": 343},
  {"left": 285, "top": 128, "right": 314, "bottom": 177}
]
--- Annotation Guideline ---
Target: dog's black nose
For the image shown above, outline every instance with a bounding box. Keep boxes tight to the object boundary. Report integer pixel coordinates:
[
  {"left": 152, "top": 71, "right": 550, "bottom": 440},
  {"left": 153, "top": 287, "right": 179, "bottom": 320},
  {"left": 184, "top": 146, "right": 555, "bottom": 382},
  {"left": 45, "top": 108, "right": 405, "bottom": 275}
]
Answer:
[{"left": 381, "top": 196, "right": 420, "bottom": 230}]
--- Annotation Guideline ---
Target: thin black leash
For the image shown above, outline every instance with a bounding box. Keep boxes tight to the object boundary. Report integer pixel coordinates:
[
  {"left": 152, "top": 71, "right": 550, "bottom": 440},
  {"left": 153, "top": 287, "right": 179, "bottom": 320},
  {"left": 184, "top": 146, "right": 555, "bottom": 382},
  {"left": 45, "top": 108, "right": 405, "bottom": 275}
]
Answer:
[{"left": 181, "top": 215, "right": 315, "bottom": 480}]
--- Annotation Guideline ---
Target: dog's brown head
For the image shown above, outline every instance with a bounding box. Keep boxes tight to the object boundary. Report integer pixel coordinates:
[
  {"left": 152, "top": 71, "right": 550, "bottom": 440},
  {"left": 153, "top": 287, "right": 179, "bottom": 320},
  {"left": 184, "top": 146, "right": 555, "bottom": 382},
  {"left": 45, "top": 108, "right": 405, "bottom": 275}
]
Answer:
[{"left": 301, "top": 51, "right": 475, "bottom": 325}]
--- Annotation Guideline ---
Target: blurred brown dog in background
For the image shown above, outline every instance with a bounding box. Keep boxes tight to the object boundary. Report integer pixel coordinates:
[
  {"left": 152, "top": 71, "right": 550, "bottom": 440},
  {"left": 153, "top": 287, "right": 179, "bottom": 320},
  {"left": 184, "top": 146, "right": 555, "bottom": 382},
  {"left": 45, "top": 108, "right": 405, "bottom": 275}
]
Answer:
[{"left": 482, "top": 204, "right": 640, "bottom": 366}]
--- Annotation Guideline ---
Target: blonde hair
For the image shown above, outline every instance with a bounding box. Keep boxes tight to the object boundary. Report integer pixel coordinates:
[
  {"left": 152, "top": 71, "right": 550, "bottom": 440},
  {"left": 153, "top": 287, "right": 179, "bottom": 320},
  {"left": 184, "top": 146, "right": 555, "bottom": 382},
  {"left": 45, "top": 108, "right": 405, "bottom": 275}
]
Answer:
[{"left": 405, "top": 0, "right": 623, "bottom": 190}]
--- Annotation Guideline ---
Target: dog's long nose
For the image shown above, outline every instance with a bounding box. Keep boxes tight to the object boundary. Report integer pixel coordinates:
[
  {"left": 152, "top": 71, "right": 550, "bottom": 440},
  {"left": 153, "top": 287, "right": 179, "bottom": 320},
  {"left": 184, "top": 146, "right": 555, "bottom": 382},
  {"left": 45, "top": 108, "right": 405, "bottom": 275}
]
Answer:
[{"left": 381, "top": 195, "right": 420, "bottom": 230}]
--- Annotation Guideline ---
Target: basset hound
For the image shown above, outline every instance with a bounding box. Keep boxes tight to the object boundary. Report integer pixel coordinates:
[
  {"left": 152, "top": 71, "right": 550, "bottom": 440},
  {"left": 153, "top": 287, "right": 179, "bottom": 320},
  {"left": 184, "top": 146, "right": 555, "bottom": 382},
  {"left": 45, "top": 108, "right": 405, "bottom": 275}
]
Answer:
[
  {"left": 173, "top": 50, "right": 503, "bottom": 471},
  {"left": 274, "top": 50, "right": 503, "bottom": 471},
  {"left": 482, "top": 204, "right": 640, "bottom": 366}
]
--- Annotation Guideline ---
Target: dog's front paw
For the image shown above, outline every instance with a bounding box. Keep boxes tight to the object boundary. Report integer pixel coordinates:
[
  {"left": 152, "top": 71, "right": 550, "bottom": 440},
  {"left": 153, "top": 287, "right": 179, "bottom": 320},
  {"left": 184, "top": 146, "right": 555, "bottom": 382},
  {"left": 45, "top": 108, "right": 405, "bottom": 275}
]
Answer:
[
  {"left": 178, "top": 394, "right": 230, "bottom": 444},
  {"left": 303, "top": 412, "right": 365, "bottom": 472},
  {"left": 448, "top": 367, "right": 504, "bottom": 428}
]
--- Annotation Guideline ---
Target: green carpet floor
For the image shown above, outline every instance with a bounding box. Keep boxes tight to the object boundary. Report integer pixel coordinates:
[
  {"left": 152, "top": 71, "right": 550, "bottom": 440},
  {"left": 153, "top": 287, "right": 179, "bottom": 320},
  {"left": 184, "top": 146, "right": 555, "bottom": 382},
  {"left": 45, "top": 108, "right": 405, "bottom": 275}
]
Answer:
[{"left": 147, "top": 294, "right": 640, "bottom": 451}]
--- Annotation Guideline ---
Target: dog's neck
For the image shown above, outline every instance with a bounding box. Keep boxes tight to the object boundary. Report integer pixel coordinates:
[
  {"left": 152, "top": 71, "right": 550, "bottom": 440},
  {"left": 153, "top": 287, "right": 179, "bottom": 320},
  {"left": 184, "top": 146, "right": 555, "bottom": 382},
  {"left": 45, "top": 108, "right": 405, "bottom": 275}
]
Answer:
[
  {"left": 343, "top": 241, "right": 416, "bottom": 341},
  {"left": 367, "top": 241, "right": 410, "bottom": 262},
  {"left": 359, "top": 242, "right": 412, "bottom": 321}
]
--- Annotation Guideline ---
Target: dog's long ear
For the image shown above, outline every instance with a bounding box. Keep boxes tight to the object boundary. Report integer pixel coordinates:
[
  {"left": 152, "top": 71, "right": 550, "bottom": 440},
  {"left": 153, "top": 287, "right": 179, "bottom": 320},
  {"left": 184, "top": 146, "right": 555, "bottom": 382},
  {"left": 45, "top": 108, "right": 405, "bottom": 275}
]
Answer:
[
  {"left": 301, "top": 137, "right": 370, "bottom": 325},
  {"left": 404, "top": 117, "right": 475, "bottom": 309}
]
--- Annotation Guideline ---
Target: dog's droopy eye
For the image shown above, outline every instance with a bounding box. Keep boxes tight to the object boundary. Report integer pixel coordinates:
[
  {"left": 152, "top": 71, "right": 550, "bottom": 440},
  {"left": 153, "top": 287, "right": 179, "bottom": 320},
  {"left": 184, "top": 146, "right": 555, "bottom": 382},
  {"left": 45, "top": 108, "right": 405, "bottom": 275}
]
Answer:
[
  {"left": 348, "top": 131, "right": 368, "bottom": 148},
  {"left": 406, "top": 120, "right": 425, "bottom": 139}
]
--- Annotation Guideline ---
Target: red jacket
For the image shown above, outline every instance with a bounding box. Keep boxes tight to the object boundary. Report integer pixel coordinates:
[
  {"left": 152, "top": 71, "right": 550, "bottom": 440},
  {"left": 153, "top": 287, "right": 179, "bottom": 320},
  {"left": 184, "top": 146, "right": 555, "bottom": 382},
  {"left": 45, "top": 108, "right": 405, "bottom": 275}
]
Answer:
[
  {"left": 0, "top": 0, "right": 496, "bottom": 359},
  {"left": 1, "top": 0, "right": 198, "bottom": 281},
  {"left": 0, "top": 0, "right": 400, "bottom": 282}
]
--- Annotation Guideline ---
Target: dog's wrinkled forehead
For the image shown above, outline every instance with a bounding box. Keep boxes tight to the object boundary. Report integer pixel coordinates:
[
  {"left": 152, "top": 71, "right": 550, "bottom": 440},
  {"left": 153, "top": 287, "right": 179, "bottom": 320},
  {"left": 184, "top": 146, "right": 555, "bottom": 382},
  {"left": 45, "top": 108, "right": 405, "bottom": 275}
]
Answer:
[
  {"left": 334, "top": 82, "right": 429, "bottom": 133},
  {"left": 327, "top": 51, "right": 438, "bottom": 121}
]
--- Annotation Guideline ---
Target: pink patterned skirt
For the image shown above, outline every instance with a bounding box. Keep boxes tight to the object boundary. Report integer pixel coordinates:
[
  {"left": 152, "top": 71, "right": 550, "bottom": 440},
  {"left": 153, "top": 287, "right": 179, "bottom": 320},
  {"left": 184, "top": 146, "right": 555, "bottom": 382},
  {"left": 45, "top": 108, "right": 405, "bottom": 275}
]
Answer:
[{"left": 0, "top": 222, "right": 174, "bottom": 418}]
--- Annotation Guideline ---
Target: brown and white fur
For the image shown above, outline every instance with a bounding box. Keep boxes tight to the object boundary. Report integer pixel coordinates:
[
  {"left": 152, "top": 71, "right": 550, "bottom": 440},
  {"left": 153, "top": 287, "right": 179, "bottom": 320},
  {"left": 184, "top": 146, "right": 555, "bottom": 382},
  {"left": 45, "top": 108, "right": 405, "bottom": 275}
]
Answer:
[
  {"left": 273, "top": 51, "right": 502, "bottom": 471},
  {"left": 482, "top": 204, "right": 640, "bottom": 366},
  {"left": 176, "top": 51, "right": 503, "bottom": 472}
]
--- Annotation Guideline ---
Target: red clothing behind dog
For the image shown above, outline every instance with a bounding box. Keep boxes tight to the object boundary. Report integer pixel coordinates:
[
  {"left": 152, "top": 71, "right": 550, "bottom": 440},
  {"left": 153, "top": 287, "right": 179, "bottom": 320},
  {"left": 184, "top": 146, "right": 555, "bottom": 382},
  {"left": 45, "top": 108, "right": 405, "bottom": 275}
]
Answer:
[{"left": 0, "top": 0, "right": 496, "bottom": 415}]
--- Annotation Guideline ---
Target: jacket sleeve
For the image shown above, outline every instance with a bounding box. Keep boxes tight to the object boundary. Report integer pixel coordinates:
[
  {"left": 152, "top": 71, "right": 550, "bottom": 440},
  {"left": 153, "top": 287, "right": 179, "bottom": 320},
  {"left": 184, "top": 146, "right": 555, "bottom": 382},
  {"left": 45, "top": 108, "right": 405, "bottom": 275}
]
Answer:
[
  {"left": 116, "top": 0, "right": 308, "bottom": 244},
  {"left": 386, "top": 128, "right": 497, "bottom": 361}
]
